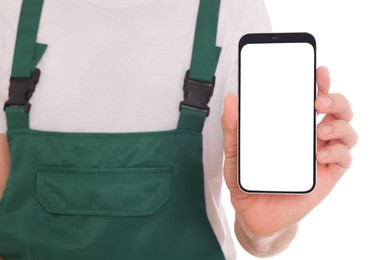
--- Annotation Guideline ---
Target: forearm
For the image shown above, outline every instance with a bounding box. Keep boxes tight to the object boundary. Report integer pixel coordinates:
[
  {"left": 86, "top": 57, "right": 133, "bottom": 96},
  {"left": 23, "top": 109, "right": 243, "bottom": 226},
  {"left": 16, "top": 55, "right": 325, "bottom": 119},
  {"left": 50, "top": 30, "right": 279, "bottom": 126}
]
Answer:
[
  {"left": 0, "top": 134, "right": 11, "bottom": 199},
  {"left": 0, "top": 136, "right": 8, "bottom": 260},
  {"left": 235, "top": 212, "right": 298, "bottom": 258},
  {"left": 0, "top": 137, "right": 9, "bottom": 260}
]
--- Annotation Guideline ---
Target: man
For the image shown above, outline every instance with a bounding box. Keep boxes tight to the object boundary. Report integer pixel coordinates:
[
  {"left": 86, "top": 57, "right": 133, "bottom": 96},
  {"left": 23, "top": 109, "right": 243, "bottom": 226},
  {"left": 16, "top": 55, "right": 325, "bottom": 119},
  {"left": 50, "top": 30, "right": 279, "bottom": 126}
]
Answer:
[{"left": 0, "top": 0, "right": 357, "bottom": 258}]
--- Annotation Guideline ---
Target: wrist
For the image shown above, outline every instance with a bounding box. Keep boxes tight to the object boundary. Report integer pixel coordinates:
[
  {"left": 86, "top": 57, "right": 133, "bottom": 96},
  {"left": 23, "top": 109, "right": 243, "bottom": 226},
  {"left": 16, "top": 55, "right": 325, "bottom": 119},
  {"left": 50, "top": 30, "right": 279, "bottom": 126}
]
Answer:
[{"left": 235, "top": 212, "right": 299, "bottom": 257}]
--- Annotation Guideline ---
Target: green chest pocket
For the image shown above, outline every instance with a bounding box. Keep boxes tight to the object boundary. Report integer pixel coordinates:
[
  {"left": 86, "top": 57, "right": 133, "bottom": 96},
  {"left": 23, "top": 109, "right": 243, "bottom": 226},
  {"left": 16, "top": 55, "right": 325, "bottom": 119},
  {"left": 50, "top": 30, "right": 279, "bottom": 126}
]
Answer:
[
  {"left": 33, "top": 166, "right": 172, "bottom": 259},
  {"left": 36, "top": 166, "right": 172, "bottom": 217}
]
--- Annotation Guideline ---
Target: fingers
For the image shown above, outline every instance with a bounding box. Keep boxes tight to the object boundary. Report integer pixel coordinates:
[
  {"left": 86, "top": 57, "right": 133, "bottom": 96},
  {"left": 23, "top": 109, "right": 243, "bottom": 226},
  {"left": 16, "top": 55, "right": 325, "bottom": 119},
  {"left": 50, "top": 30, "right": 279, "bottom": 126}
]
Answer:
[
  {"left": 221, "top": 94, "right": 241, "bottom": 196},
  {"left": 221, "top": 93, "right": 238, "bottom": 157},
  {"left": 316, "top": 67, "right": 353, "bottom": 122},
  {"left": 317, "top": 143, "right": 352, "bottom": 170},
  {"left": 316, "top": 66, "right": 330, "bottom": 95},
  {"left": 317, "top": 120, "right": 358, "bottom": 149},
  {"left": 315, "top": 93, "right": 353, "bottom": 122}
]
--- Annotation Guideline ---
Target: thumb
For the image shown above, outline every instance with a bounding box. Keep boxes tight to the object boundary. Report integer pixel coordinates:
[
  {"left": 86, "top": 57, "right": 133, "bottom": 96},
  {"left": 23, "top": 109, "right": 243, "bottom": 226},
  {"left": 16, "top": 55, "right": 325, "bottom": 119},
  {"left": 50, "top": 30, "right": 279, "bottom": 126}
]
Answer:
[{"left": 221, "top": 93, "right": 238, "bottom": 157}]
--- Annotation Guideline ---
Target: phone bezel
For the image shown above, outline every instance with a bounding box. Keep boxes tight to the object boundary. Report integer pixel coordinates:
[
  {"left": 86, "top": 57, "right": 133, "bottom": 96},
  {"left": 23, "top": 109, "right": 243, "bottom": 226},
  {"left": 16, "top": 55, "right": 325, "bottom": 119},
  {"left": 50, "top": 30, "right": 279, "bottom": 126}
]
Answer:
[{"left": 238, "top": 32, "right": 317, "bottom": 194}]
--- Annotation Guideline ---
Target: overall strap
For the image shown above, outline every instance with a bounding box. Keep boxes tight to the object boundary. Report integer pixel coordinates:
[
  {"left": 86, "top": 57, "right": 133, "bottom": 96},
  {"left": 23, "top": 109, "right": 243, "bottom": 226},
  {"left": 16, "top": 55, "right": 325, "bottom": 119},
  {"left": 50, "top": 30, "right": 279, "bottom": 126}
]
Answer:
[
  {"left": 4, "top": 0, "right": 47, "bottom": 130},
  {"left": 177, "top": 0, "right": 222, "bottom": 133}
]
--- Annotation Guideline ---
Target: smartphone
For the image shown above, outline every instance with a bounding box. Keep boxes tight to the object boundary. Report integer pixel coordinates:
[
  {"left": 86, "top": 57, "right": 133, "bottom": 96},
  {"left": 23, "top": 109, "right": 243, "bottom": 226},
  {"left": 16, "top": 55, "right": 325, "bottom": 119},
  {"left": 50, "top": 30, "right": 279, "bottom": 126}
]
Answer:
[{"left": 238, "top": 33, "right": 316, "bottom": 194}]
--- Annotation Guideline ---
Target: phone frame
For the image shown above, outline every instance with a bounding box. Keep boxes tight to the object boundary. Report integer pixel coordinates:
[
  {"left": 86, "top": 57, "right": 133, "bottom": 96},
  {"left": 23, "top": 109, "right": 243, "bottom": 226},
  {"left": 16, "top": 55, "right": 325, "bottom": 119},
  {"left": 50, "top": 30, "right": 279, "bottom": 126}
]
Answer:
[{"left": 238, "top": 32, "right": 317, "bottom": 194}]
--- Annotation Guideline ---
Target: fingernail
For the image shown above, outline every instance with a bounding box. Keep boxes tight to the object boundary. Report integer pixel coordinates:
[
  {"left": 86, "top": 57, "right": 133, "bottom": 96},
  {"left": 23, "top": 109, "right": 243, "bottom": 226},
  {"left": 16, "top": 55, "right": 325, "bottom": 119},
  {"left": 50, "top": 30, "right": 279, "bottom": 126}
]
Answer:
[
  {"left": 319, "top": 124, "right": 332, "bottom": 135},
  {"left": 317, "top": 150, "right": 329, "bottom": 160},
  {"left": 319, "top": 96, "right": 332, "bottom": 108}
]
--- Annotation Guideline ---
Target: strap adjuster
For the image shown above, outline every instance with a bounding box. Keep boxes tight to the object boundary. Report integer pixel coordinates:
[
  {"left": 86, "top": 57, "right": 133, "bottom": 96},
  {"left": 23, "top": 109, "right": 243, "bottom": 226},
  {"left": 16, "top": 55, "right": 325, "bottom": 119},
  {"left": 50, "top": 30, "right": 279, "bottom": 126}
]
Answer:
[
  {"left": 179, "top": 70, "right": 215, "bottom": 117},
  {"left": 4, "top": 68, "right": 41, "bottom": 112}
]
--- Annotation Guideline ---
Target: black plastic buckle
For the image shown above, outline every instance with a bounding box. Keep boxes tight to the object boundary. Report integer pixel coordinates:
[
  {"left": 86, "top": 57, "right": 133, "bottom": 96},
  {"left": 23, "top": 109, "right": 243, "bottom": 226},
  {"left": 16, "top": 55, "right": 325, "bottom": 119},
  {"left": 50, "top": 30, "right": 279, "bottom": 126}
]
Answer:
[
  {"left": 4, "top": 68, "right": 41, "bottom": 112},
  {"left": 179, "top": 70, "right": 215, "bottom": 117}
]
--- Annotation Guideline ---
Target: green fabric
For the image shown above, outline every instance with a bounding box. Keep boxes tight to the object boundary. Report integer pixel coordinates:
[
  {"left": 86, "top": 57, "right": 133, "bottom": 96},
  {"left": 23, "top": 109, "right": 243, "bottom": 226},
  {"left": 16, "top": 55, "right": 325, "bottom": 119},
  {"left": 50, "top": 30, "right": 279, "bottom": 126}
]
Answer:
[
  {"left": 12, "top": 0, "right": 47, "bottom": 78},
  {"left": 0, "top": 128, "right": 225, "bottom": 259},
  {"left": 32, "top": 43, "right": 48, "bottom": 70},
  {"left": 177, "top": 107, "right": 207, "bottom": 132},
  {"left": 0, "top": 0, "right": 225, "bottom": 258},
  {"left": 36, "top": 166, "right": 172, "bottom": 217},
  {"left": 5, "top": 107, "right": 29, "bottom": 129},
  {"left": 189, "top": 0, "right": 221, "bottom": 83}
]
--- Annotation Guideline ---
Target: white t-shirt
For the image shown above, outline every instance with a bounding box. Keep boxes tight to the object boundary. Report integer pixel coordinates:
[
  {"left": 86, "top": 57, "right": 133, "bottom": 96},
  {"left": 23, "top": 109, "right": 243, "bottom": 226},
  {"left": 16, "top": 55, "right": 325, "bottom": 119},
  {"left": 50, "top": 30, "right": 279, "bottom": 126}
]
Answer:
[{"left": 0, "top": 0, "right": 271, "bottom": 259}]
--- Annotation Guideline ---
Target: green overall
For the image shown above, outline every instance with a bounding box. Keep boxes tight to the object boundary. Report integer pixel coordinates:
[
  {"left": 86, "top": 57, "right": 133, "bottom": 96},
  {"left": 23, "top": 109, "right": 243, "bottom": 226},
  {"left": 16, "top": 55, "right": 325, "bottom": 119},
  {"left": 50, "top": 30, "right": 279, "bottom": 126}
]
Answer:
[{"left": 0, "top": 0, "right": 225, "bottom": 259}]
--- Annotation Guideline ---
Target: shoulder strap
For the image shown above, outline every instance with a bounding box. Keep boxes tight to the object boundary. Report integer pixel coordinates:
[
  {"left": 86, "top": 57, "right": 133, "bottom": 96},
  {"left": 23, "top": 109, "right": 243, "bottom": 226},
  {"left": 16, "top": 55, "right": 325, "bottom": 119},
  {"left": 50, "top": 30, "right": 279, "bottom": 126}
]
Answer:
[
  {"left": 189, "top": 0, "right": 221, "bottom": 83},
  {"left": 177, "top": 0, "right": 222, "bottom": 132},
  {"left": 5, "top": 0, "right": 47, "bottom": 130},
  {"left": 12, "top": 0, "right": 47, "bottom": 78}
]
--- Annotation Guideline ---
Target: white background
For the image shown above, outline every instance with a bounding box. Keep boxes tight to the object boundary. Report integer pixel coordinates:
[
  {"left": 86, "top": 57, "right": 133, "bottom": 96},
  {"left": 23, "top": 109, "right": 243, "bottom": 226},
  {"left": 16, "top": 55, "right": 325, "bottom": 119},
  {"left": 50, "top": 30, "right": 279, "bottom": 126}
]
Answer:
[{"left": 221, "top": 0, "right": 390, "bottom": 259}]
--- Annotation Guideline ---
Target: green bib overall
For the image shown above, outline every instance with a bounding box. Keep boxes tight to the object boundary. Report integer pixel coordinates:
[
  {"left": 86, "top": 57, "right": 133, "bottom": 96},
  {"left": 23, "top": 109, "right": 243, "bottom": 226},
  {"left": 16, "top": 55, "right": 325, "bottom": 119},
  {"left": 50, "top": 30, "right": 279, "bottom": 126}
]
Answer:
[{"left": 0, "top": 0, "right": 225, "bottom": 259}]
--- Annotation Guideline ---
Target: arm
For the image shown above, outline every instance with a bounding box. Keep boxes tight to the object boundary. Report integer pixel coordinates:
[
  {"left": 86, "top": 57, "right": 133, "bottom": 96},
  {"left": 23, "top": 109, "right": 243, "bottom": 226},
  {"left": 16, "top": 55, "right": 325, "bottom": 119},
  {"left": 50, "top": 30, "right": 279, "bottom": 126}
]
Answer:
[
  {"left": 0, "top": 134, "right": 10, "bottom": 199},
  {"left": 1, "top": 134, "right": 10, "bottom": 260},
  {"left": 221, "top": 67, "right": 358, "bottom": 257},
  {"left": 235, "top": 213, "right": 298, "bottom": 257}
]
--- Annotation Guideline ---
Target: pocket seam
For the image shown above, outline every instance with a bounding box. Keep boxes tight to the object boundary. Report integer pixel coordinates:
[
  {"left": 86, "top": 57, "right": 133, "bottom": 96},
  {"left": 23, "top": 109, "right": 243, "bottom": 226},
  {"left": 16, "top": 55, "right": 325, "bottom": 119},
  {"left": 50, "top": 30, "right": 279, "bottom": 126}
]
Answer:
[{"left": 36, "top": 166, "right": 172, "bottom": 217}]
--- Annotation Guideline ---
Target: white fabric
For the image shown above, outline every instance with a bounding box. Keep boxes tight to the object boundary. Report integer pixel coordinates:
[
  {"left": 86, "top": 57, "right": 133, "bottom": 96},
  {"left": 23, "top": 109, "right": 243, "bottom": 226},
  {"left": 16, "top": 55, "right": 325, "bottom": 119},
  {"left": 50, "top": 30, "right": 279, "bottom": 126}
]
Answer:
[{"left": 0, "top": 0, "right": 271, "bottom": 258}]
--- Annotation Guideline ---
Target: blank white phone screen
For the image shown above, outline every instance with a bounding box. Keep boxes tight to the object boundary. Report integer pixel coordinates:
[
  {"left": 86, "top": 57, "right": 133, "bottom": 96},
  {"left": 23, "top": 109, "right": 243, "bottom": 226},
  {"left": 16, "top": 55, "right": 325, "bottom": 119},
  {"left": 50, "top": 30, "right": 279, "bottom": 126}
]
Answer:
[{"left": 240, "top": 42, "right": 315, "bottom": 193}]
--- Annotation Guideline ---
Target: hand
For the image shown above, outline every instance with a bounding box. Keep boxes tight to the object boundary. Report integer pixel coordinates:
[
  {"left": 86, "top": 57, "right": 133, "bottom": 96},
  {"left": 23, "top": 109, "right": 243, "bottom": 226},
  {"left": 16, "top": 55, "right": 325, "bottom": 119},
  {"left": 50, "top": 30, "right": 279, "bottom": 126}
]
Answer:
[{"left": 221, "top": 66, "right": 358, "bottom": 238}]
